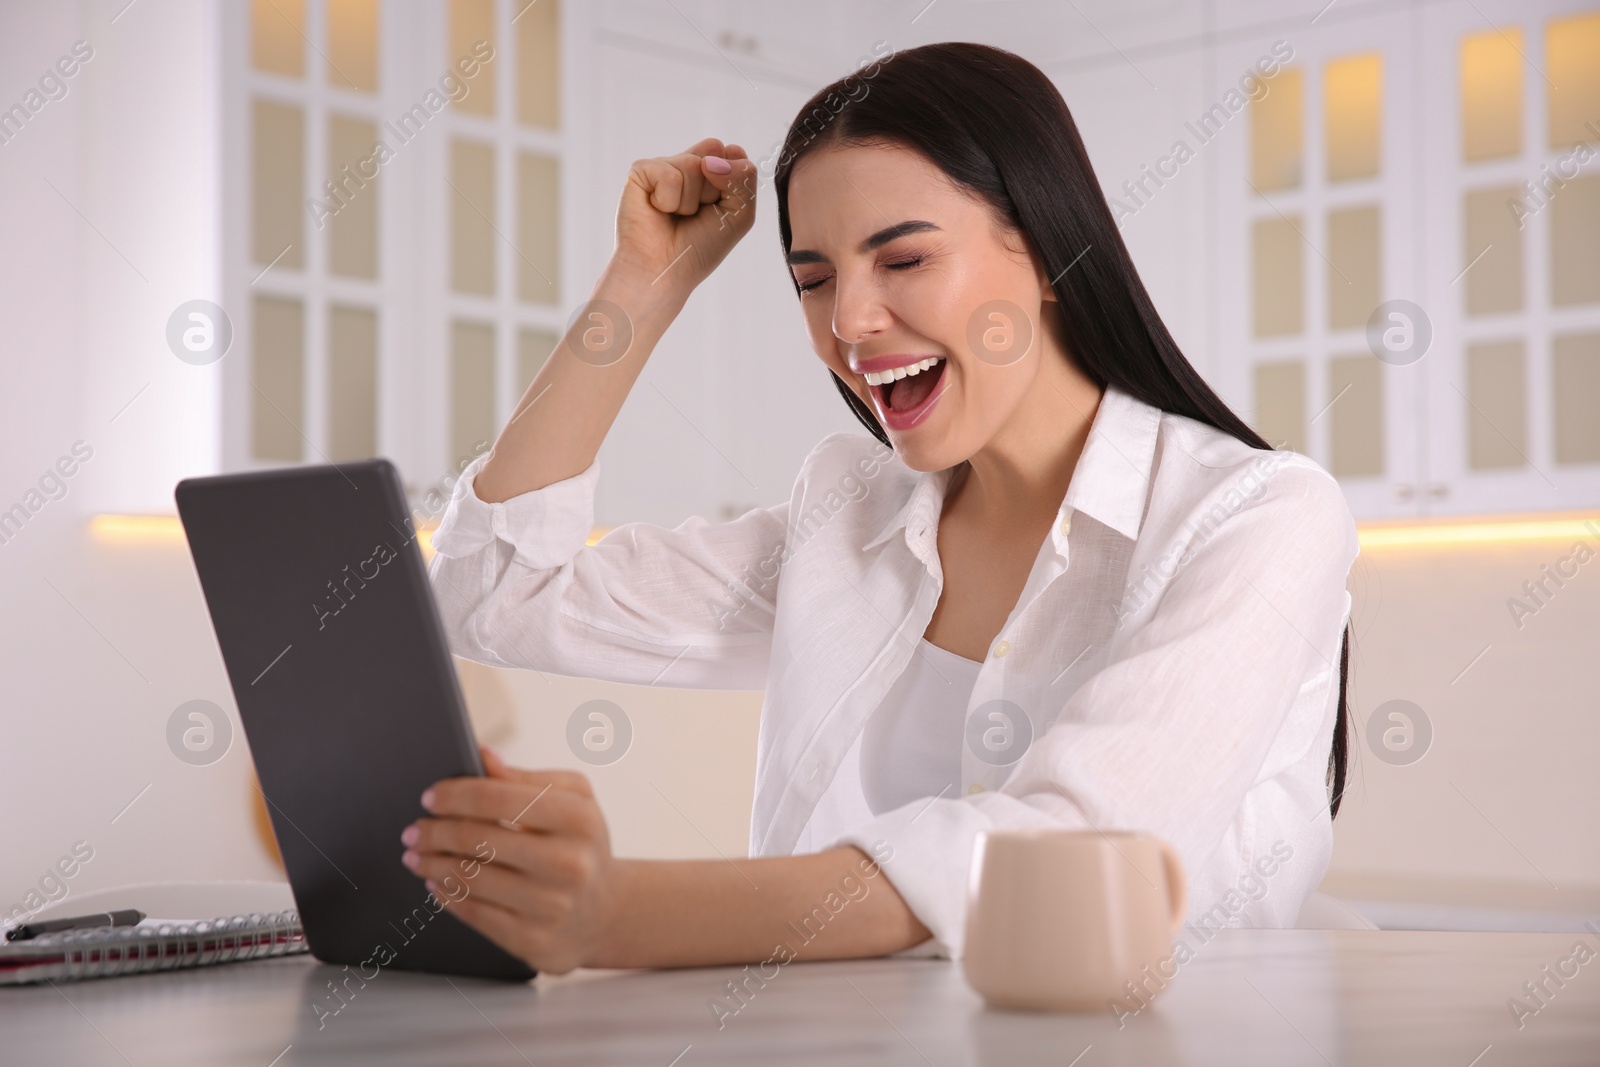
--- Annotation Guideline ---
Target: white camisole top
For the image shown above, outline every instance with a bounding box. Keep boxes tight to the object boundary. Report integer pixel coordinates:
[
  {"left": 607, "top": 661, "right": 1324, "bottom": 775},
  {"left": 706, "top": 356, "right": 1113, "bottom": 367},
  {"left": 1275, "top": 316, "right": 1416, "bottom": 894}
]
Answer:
[{"left": 793, "top": 637, "right": 984, "bottom": 852}]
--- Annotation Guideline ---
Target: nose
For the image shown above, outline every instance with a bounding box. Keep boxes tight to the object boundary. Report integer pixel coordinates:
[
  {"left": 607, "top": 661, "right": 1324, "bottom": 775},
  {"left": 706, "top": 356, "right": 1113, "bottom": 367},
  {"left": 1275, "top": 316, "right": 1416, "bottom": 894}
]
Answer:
[{"left": 831, "top": 268, "right": 893, "bottom": 346}]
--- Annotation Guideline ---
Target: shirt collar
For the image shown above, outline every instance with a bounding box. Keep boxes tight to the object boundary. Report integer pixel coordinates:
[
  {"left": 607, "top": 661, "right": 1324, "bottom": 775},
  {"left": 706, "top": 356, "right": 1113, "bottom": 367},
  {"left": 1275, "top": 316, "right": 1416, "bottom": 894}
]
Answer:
[
  {"left": 861, "top": 382, "right": 1161, "bottom": 555},
  {"left": 860, "top": 459, "right": 954, "bottom": 555},
  {"left": 1062, "top": 381, "right": 1161, "bottom": 541}
]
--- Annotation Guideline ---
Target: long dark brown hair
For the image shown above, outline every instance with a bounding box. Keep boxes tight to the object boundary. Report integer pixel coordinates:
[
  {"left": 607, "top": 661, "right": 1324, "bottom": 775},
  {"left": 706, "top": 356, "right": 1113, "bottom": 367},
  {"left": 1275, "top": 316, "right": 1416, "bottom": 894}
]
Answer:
[{"left": 771, "top": 41, "right": 1352, "bottom": 818}]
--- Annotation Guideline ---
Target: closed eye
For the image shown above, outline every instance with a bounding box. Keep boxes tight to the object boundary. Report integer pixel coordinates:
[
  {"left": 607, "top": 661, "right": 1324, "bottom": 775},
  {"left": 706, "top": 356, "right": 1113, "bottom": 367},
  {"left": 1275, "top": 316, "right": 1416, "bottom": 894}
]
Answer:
[{"left": 794, "top": 251, "right": 927, "bottom": 293}]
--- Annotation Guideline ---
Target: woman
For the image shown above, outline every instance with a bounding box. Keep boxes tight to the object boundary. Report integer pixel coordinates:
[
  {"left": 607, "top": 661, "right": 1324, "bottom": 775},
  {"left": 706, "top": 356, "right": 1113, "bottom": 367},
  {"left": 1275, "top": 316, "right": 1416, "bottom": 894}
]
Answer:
[{"left": 409, "top": 42, "right": 1359, "bottom": 974}]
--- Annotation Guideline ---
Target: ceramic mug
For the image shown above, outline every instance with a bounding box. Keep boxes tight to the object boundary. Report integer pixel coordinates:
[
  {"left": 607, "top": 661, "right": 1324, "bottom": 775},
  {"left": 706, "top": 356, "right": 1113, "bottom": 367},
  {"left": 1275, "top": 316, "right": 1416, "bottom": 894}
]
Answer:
[{"left": 962, "top": 828, "right": 1187, "bottom": 1012}]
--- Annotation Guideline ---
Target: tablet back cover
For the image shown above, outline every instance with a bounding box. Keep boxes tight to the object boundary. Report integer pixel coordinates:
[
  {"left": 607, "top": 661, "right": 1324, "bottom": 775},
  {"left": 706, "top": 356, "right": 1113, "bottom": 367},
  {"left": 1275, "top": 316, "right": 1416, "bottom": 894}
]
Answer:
[{"left": 176, "top": 459, "right": 534, "bottom": 981}]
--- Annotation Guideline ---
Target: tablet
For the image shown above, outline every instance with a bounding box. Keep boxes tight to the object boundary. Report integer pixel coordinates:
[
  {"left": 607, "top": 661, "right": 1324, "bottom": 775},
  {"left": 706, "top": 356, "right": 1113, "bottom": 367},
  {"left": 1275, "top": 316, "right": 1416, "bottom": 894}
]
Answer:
[{"left": 176, "top": 458, "right": 535, "bottom": 982}]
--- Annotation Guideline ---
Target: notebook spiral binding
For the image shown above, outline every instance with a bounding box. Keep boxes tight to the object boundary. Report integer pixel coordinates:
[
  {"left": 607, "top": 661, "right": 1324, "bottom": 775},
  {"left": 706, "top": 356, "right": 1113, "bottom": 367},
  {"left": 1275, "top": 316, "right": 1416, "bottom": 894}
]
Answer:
[{"left": 2, "top": 910, "right": 308, "bottom": 985}]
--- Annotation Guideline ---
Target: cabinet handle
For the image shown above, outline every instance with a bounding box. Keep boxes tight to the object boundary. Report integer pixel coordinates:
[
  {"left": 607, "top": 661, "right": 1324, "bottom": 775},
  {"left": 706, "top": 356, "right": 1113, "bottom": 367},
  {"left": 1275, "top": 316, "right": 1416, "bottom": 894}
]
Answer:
[
  {"left": 1427, "top": 484, "right": 1450, "bottom": 499},
  {"left": 1394, "top": 485, "right": 1414, "bottom": 501}
]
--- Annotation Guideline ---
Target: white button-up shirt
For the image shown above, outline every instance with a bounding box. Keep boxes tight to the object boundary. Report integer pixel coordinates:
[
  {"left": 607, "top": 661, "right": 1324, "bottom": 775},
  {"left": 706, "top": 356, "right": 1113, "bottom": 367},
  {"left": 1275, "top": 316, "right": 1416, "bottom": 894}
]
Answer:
[{"left": 427, "top": 383, "right": 1360, "bottom": 959}]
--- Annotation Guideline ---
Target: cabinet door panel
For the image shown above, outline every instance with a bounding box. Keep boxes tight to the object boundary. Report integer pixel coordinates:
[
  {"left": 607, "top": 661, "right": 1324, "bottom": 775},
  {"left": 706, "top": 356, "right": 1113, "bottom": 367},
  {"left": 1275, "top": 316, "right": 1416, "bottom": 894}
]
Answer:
[
  {"left": 1214, "top": 12, "right": 1423, "bottom": 519},
  {"left": 1418, "top": 0, "right": 1600, "bottom": 516}
]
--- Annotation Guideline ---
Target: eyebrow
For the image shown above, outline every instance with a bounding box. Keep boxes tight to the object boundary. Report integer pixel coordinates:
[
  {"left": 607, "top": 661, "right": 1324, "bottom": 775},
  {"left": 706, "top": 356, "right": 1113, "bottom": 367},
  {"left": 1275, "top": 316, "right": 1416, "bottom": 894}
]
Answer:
[{"left": 785, "top": 220, "right": 942, "bottom": 267}]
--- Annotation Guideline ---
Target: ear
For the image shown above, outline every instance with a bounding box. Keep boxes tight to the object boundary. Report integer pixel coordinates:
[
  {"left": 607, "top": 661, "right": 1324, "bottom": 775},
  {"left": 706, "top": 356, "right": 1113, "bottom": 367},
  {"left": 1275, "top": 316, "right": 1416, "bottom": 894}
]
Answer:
[{"left": 1037, "top": 259, "right": 1059, "bottom": 303}]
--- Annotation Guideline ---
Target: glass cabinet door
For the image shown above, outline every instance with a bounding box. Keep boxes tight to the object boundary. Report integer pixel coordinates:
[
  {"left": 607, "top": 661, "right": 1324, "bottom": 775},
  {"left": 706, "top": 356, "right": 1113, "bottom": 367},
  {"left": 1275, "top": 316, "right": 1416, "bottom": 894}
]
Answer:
[
  {"left": 1219, "top": 1, "right": 1600, "bottom": 520},
  {"left": 1418, "top": 0, "right": 1600, "bottom": 517},
  {"left": 1215, "top": 8, "right": 1424, "bottom": 520}
]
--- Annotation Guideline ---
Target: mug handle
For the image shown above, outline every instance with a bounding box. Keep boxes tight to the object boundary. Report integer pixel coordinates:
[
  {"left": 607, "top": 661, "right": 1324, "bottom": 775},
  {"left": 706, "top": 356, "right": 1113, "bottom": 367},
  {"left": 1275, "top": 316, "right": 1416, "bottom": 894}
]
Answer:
[{"left": 1157, "top": 841, "right": 1188, "bottom": 936}]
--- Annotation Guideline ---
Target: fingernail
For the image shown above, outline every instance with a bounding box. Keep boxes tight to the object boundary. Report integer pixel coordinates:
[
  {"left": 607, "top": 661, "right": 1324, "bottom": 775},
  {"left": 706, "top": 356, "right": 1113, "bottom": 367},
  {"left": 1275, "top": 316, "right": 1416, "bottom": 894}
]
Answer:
[
  {"left": 704, "top": 155, "right": 732, "bottom": 174},
  {"left": 421, "top": 788, "right": 435, "bottom": 811},
  {"left": 401, "top": 824, "right": 419, "bottom": 847},
  {"left": 402, "top": 850, "right": 420, "bottom": 871}
]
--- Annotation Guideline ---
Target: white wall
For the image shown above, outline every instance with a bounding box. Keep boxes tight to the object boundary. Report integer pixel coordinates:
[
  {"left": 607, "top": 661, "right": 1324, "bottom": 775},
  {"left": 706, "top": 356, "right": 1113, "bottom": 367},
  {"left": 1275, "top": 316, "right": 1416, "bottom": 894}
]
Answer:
[
  {"left": 76, "top": 0, "right": 224, "bottom": 515},
  {"left": 1329, "top": 537, "right": 1600, "bottom": 911},
  {"left": 1, "top": 2, "right": 96, "bottom": 910},
  {"left": 0, "top": 0, "right": 238, "bottom": 921}
]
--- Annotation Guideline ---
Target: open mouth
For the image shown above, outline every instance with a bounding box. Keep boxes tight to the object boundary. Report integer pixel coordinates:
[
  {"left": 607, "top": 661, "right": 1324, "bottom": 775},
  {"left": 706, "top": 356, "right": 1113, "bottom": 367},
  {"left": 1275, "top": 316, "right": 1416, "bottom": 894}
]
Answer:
[{"left": 867, "top": 356, "right": 947, "bottom": 418}]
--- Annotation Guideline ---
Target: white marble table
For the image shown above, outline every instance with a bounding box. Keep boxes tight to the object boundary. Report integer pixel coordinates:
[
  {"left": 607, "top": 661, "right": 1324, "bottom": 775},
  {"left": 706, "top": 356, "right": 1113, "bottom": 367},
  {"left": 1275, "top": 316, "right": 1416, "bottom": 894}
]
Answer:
[{"left": 4, "top": 930, "right": 1597, "bottom": 1065}]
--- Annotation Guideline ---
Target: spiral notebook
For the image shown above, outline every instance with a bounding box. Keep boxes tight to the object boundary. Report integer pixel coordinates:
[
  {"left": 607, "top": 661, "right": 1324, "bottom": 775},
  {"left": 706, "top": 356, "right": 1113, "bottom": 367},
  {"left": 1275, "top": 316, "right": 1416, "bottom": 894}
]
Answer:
[{"left": 0, "top": 910, "right": 307, "bottom": 986}]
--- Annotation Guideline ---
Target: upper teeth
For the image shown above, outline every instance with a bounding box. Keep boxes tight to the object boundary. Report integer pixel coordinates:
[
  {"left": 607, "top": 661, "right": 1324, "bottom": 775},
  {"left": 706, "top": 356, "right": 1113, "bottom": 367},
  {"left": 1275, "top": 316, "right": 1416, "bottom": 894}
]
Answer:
[{"left": 864, "top": 357, "right": 943, "bottom": 386}]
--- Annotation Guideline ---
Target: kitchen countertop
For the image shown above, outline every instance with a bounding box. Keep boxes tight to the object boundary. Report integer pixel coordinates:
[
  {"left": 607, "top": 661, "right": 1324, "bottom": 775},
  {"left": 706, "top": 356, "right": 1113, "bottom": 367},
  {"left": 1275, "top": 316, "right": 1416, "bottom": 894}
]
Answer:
[{"left": 4, "top": 929, "right": 1598, "bottom": 1065}]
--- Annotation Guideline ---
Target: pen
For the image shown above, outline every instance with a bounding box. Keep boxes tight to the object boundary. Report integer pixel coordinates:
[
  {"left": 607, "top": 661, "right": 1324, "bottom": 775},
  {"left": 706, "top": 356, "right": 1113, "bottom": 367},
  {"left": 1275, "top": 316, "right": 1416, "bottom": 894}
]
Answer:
[{"left": 5, "top": 909, "right": 146, "bottom": 942}]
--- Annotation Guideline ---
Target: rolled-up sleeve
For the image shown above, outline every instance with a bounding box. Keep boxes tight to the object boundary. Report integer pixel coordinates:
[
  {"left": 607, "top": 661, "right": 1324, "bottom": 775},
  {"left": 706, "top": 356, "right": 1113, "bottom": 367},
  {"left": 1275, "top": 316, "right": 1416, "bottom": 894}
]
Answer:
[
  {"left": 834, "top": 463, "right": 1359, "bottom": 958},
  {"left": 427, "top": 452, "right": 789, "bottom": 691}
]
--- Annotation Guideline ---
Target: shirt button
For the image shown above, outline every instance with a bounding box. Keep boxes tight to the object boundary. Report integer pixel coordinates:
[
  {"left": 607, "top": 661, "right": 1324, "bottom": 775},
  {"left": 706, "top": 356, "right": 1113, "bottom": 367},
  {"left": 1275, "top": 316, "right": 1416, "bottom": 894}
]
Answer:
[
  {"left": 967, "top": 784, "right": 985, "bottom": 795},
  {"left": 1059, "top": 514, "right": 1072, "bottom": 537},
  {"left": 992, "top": 639, "right": 1010, "bottom": 659}
]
